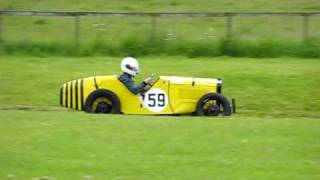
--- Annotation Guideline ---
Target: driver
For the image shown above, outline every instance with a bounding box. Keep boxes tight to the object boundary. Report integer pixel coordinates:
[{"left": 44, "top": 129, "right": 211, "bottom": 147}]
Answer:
[{"left": 118, "top": 57, "right": 153, "bottom": 94}]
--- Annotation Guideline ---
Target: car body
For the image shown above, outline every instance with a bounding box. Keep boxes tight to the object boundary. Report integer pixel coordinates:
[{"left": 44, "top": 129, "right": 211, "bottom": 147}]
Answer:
[{"left": 60, "top": 75, "right": 234, "bottom": 116}]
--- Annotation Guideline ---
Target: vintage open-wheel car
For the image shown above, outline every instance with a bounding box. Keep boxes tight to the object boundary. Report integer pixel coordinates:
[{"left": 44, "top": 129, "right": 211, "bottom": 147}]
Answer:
[{"left": 60, "top": 75, "right": 236, "bottom": 116}]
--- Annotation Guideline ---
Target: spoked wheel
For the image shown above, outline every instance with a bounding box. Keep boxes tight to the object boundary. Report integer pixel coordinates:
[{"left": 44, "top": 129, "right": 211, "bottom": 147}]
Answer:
[
  {"left": 196, "top": 93, "right": 231, "bottom": 116},
  {"left": 92, "top": 97, "right": 113, "bottom": 113},
  {"left": 202, "top": 99, "right": 221, "bottom": 116},
  {"left": 84, "top": 90, "right": 121, "bottom": 114}
]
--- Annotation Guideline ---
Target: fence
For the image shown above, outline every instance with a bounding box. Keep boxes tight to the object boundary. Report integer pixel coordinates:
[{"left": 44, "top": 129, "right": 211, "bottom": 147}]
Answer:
[{"left": 0, "top": 10, "right": 320, "bottom": 45}]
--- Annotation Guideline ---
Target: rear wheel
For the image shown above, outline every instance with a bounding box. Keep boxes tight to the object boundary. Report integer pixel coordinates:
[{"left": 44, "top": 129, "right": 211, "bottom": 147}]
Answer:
[
  {"left": 196, "top": 93, "right": 231, "bottom": 116},
  {"left": 84, "top": 90, "right": 121, "bottom": 114}
]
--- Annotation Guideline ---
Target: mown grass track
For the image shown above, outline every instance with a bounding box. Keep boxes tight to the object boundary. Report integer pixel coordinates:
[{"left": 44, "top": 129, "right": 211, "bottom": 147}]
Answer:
[
  {"left": 0, "top": 56, "right": 319, "bottom": 117},
  {"left": 0, "top": 110, "right": 319, "bottom": 179}
]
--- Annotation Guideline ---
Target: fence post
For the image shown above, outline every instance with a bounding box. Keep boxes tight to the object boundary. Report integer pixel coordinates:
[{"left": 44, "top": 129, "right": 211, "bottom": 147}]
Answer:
[
  {"left": 302, "top": 14, "right": 310, "bottom": 41},
  {"left": 149, "top": 16, "right": 157, "bottom": 44},
  {"left": 226, "top": 15, "right": 233, "bottom": 39},
  {"left": 74, "top": 15, "right": 80, "bottom": 45},
  {"left": 0, "top": 14, "right": 3, "bottom": 42}
]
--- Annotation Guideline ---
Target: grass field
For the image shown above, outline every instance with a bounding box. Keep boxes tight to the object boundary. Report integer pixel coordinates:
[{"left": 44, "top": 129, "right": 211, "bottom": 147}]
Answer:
[
  {"left": 0, "top": 55, "right": 320, "bottom": 179},
  {"left": 0, "top": 111, "right": 319, "bottom": 179}
]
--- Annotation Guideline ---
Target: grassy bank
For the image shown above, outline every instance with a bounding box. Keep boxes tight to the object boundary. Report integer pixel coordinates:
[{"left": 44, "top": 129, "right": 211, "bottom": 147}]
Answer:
[
  {"left": 2, "top": 0, "right": 320, "bottom": 58},
  {"left": 1, "top": 56, "right": 319, "bottom": 117}
]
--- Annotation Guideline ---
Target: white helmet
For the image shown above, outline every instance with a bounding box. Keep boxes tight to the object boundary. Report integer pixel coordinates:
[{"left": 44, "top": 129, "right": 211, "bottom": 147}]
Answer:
[{"left": 121, "top": 57, "right": 139, "bottom": 76}]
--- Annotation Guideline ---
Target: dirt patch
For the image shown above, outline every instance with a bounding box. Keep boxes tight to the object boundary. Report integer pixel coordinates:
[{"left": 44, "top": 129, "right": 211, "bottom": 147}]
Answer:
[{"left": 0, "top": 105, "right": 69, "bottom": 112}]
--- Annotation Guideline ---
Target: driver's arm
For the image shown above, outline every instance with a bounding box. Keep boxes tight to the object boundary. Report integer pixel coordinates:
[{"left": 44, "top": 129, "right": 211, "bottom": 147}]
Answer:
[{"left": 119, "top": 75, "right": 148, "bottom": 94}]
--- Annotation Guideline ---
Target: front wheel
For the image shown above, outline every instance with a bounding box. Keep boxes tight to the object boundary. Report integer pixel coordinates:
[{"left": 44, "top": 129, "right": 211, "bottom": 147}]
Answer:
[
  {"left": 196, "top": 93, "right": 232, "bottom": 116},
  {"left": 84, "top": 89, "right": 121, "bottom": 114}
]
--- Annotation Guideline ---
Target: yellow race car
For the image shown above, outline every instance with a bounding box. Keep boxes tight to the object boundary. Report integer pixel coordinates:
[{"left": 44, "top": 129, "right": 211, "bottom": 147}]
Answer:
[{"left": 60, "top": 75, "right": 235, "bottom": 116}]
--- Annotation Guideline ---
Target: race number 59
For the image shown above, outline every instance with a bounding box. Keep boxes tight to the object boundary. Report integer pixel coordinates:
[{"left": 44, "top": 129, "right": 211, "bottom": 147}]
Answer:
[{"left": 143, "top": 88, "right": 168, "bottom": 112}]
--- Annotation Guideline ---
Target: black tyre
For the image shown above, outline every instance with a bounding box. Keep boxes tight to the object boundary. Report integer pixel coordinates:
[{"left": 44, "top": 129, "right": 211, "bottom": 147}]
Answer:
[
  {"left": 84, "top": 89, "right": 121, "bottom": 114},
  {"left": 196, "top": 93, "right": 232, "bottom": 116}
]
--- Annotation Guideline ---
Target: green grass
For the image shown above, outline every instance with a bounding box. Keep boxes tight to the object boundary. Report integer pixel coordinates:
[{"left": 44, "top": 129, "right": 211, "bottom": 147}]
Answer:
[
  {"left": 1, "top": 55, "right": 320, "bottom": 179},
  {"left": 1, "top": 56, "right": 320, "bottom": 117},
  {"left": 1, "top": 1, "right": 320, "bottom": 57},
  {"left": 0, "top": 110, "right": 319, "bottom": 179},
  {"left": 2, "top": 38, "right": 320, "bottom": 58},
  {"left": 2, "top": 1, "right": 320, "bottom": 176},
  {"left": 2, "top": 0, "right": 320, "bottom": 12}
]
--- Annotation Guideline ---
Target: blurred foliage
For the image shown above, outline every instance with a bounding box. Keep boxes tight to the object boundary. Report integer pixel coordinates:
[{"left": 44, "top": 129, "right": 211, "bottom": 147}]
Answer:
[
  {"left": 1, "top": 0, "right": 320, "bottom": 12},
  {"left": 1, "top": 1, "right": 320, "bottom": 57},
  {"left": 1, "top": 37, "right": 320, "bottom": 58}
]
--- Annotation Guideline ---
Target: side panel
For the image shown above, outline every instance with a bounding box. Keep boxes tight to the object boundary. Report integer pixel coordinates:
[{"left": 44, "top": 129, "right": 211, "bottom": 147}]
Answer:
[
  {"left": 83, "top": 77, "right": 99, "bottom": 105},
  {"left": 139, "top": 78, "right": 173, "bottom": 114},
  {"left": 169, "top": 82, "right": 217, "bottom": 114},
  {"left": 95, "top": 76, "right": 173, "bottom": 114}
]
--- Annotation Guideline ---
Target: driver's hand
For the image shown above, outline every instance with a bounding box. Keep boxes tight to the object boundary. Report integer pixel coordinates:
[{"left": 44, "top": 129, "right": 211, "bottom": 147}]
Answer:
[
  {"left": 143, "top": 76, "right": 153, "bottom": 85},
  {"left": 143, "top": 84, "right": 152, "bottom": 91}
]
